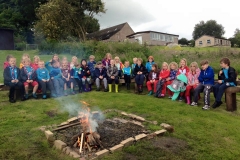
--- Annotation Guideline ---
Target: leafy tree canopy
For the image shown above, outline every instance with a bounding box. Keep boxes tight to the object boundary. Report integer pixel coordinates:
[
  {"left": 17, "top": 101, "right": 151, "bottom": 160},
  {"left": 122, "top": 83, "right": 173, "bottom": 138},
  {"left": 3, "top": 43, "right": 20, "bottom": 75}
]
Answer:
[{"left": 192, "top": 20, "right": 225, "bottom": 40}]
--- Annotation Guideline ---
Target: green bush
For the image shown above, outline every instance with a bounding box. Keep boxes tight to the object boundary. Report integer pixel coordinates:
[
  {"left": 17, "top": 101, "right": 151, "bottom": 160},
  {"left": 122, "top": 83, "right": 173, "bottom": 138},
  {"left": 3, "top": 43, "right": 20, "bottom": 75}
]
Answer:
[{"left": 15, "top": 42, "right": 26, "bottom": 51}]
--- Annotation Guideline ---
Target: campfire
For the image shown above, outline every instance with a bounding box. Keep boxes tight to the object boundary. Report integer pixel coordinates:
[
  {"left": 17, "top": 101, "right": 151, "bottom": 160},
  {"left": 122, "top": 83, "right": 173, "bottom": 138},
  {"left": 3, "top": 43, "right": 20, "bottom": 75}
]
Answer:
[{"left": 70, "top": 101, "right": 104, "bottom": 156}]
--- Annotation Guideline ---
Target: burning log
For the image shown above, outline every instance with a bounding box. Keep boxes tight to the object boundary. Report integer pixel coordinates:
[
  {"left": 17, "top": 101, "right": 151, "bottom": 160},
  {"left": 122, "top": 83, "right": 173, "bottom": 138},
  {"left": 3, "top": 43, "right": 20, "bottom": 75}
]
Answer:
[{"left": 79, "top": 133, "right": 84, "bottom": 154}]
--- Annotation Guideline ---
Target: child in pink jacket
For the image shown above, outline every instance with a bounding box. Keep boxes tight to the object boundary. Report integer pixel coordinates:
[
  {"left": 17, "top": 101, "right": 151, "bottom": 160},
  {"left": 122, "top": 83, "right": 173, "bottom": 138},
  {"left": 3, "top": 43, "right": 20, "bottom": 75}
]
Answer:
[{"left": 185, "top": 62, "right": 200, "bottom": 105}]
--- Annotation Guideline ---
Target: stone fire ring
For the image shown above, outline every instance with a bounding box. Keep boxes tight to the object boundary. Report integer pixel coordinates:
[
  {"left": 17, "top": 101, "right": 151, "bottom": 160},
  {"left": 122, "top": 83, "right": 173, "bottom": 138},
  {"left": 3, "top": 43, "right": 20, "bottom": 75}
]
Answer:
[{"left": 41, "top": 109, "right": 170, "bottom": 159}]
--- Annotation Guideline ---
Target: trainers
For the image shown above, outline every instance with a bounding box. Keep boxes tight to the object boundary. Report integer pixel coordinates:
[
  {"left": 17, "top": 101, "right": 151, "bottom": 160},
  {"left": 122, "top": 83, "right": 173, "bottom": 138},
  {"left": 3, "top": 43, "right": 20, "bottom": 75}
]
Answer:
[
  {"left": 51, "top": 94, "right": 57, "bottom": 98},
  {"left": 190, "top": 102, "right": 198, "bottom": 106},
  {"left": 160, "top": 94, "right": 165, "bottom": 97},
  {"left": 21, "top": 96, "right": 27, "bottom": 101},
  {"left": 42, "top": 95, "right": 47, "bottom": 99},
  {"left": 202, "top": 105, "right": 210, "bottom": 110},
  {"left": 212, "top": 101, "right": 223, "bottom": 109},
  {"left": 168, "top": 96, "right": 172, "bottom": 99},
  {"left": 179, "top": 97, "right": 183, "bottom": 101},
  {"left": 70, "top": 91, "right": 75, "bottom": 95}
]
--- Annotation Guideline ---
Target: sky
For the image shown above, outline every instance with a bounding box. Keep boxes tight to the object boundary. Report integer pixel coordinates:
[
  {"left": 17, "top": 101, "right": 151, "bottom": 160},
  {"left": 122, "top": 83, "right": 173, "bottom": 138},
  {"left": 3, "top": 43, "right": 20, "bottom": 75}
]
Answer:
[{"left": 95, "top": 0, "right": 240, "bottom": 39}]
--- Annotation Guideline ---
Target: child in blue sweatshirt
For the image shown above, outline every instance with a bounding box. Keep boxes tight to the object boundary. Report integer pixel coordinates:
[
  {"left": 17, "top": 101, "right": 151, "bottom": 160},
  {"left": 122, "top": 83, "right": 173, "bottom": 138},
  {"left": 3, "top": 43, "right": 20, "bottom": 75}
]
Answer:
[
  {"left": 145, "top": 56, "right": 155, "bottom": 81},
  {"left": 36, "top": 61, "right": 55, "bottom": 98},
  {"left": 71, "top": 63, "right": 83, "bottom": 93},
  {"left": 48, "top": 60, "right": 64, "bottom": 97},
  {"left": 4, "top": 57, "right": 26, "bottom": 103},
  {"left": 191, "top": 60, "right": 214, "bottom": 110},
  {"left": 20, "top": 58, "right": 39, "bottom": 99},
  {"left": 122, "top": 61, "right": 132, "bottom": 90}
]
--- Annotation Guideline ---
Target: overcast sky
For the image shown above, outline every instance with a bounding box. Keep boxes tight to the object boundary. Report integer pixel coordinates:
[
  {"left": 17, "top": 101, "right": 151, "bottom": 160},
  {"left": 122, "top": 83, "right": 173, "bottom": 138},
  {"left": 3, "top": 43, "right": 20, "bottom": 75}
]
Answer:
[{"left": 95, "top": 0, "right": 239, "bottom": 39}]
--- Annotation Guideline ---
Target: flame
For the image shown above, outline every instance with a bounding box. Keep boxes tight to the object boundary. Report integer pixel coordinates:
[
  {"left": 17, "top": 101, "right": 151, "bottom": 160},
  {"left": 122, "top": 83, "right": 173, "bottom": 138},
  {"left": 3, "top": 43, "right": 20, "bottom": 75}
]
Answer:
[{"left": 78, "top": 101, "right": 92, "bottom": 133}]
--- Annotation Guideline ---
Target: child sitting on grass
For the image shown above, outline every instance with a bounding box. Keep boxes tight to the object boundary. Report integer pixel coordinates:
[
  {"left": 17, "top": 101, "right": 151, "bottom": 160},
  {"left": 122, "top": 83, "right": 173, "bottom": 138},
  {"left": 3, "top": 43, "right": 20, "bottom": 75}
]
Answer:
[
  {"left": 3, "top": 54, "right": 13, "bottom": 69},
  {"left": 81, "top": 59, "right": 91, "bottom": 92},
  {"left": 191, "top": 60, "right": 214, "bottom": 110},
  {"left": 49, "top": 60, "right": 64, "bottom": 97},
  {"left": 107, "top": 59, "right": 119, "bottom": 93},
  {"left": 4, "top": 57, "right": 26, "bottom": 103},
  {"left": 155, "top": 62, "right": 170, "bottom": 98},
  {"left": 88, "top": 55, "right": 96, "bottom": 80},
  {"left": 71, "top": 62, "right": 83, "bottom": 93},
  {"left": 134, "top": 58, "right": 147, "bottom": 93},
  {"left": 19, "top": 53, "right": 30, "bottom": 69},
  {"left": 212, "top": 58, "right": 237, "bottom": 108},
  {"left": 20, "top": 58, "right": 39, "bottom": 99},
  {"left": 166, "top": 62, "right": 179, "bottom": 99},
  {"left": 185, "top": 62, "right": 200, "bottom": 105},
  {"left": 37, "top": 61, "right": 55, "bottom": 99},
  {"left": 146, "top": 64, "right": 159, "bottom": 95},
  {"left": 95, "top": 61, "right": 108, "bottom": 92},
  {"left": 122, "top": 61, "right": 132, "bottom": 90},
  {"left": 62, "top": 60, "right": 75, "bottom": 95},
  {"left": 31, "top": 56, "right": 40, "bottom": 71}
]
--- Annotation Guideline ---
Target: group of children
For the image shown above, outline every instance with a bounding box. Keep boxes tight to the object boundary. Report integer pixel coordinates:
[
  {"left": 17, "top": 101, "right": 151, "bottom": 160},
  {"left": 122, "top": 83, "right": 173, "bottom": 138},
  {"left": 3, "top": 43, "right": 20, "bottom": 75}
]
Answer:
[{"left": 3, "top": 53, "right": 237, "bottom": 110}]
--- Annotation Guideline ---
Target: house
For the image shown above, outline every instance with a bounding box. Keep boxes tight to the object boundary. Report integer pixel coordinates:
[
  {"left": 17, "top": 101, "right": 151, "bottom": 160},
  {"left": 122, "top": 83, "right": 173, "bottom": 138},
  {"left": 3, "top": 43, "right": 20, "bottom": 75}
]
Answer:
[
  {"left": 195, "top": 35, "right": 231, "bottom": 47},
  {"left": 86, "top": 22, "right": 134, "bottom": 42},
  {"left": 126, "top": 31, "right": 179, "bottom": 45},
  {"left": 0, "top": 28, "right": 14, "bottom": 50}
]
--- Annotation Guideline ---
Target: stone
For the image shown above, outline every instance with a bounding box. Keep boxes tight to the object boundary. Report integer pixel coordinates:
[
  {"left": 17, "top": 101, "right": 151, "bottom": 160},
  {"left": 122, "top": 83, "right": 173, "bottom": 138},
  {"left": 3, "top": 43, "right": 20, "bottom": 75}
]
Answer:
[
  {"left": 128, "top": 114, "right": 137, "bottom": 119},
  {"left": 113, "top": 118, "right": 128, "bottom": 124},
  {"left": 135, "top": 133, "right": 147, "bottom": 141},
  {"left": 69, "top": 151, "right": 80, "bottom": 158},
  {"left": 110, "top": 144, "right": 124, "bottom": 153},
  {"left": 154, "top": 129, "right": 167, "bottom": 136},
  {"left": 60, "top": 122, "right": 69, "bottom": 125},
  {"left": 94, "top": 149, "right": 109, "bottom": 159},
  {"left": 39, "top": 126, "right": 46, "bottom": 132},
  {"left": 120, "top": 137, "right": 135, "bottom": 147},
  {"left": 135, "top": 116, "right": 145, "bottom": 122},
  {"left": 147, "top": 133, "right": 157, "bottom": 139},
  {"left": 129, "top": 120, "right": 144, "bottom": 127},
  {"left": 121, "top": 112, "right": 128, "bottom": 116},
  {"left": 54, "top": 140, "right": 67, "bottom": 150},
  {"left": 65, "top": 146, "right": 73, "bottom": 155},
  {"left": 45, "top": 130, "right": 54, "bottom": 141},
  {"left": 160, "top": 123, "right": 174, "bottom": 133},
  {"left": 67, "top": 117, "right": 78, "bottom": 123}
]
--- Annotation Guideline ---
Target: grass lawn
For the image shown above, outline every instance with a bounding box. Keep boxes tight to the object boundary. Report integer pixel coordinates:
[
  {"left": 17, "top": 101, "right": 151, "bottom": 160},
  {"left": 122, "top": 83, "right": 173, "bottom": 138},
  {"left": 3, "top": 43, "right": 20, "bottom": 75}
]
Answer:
[{"left": 0, "top": 50, "right": 240, "bottom": 160}]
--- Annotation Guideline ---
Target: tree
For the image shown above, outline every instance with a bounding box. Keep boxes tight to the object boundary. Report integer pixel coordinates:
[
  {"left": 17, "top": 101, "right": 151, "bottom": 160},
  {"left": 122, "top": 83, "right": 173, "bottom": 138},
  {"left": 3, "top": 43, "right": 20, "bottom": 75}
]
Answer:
[
  {"left": 0, "top": 0, "right": 47, "bottom": 43},
  {"left": 34, "top": 0, "right": 105, "bottom": 41},
  {"left": 178, "top": 38, "right": 189, "bottom": 45},
  {"left": 229, "top": 28, "right": 240, "bottom": 47},
  {"left": 192, "top": 20, "right": 225, "bottom": 40}
]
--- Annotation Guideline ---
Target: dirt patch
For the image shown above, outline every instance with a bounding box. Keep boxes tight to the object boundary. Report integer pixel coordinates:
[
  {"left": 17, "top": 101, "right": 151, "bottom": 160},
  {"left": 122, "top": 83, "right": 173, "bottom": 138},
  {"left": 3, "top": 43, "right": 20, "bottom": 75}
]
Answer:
[
  {"left": 45, "top": 110, "right": 57, "bottom": 117},
  {"left": 152, "top": 137, "right": 188, "bottom": 154}
]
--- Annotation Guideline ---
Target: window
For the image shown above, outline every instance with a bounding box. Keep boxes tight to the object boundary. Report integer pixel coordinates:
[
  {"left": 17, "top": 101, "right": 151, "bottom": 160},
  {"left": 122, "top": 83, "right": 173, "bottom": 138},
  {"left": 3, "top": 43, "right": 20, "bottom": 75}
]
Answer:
[
  {"left": 207, "top": 40, "right": 211, "bottom": 44},
  {"left": 199, "top": 41, "right": 202, "bottom": 45}
]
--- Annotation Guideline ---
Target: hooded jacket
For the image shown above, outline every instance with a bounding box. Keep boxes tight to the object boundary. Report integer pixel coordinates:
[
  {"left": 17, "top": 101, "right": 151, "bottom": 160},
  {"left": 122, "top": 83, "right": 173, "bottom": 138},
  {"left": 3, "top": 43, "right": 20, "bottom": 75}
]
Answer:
[
  {"left": 134, "top": 64, "right": 147, "bottom": 75},
  {"left": 198, "top": 66, "right": 214, "bottom": 85},
  {"left": 218, "top": 67, "right": 237, "bottom": 86}
]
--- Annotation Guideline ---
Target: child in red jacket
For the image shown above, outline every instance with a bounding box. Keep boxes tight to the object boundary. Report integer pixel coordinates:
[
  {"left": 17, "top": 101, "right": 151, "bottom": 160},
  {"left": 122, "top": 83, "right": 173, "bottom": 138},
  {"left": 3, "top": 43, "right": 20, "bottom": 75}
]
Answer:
[{"left": 155, "top": 62, "right": 170, "bottom": 97}]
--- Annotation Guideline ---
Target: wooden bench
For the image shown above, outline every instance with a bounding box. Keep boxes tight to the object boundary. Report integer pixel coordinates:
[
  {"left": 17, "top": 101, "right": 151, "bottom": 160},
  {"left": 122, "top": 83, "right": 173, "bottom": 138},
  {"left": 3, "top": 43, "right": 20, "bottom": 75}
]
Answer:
[{"left": 225, "top": 86, "right": 240, "bottom": 111}]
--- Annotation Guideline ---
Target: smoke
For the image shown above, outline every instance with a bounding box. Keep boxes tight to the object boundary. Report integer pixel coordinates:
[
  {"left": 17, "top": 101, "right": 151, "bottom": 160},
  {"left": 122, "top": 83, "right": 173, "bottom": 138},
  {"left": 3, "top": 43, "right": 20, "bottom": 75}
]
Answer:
[{"left": 56, "top": 97, "right": 105, "bottom": 132}]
